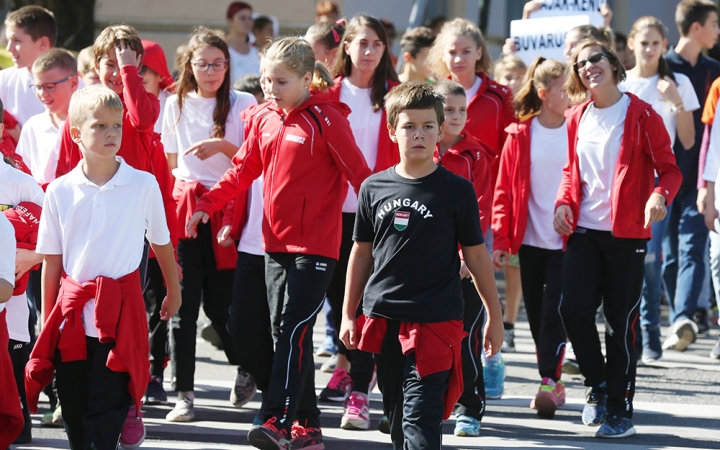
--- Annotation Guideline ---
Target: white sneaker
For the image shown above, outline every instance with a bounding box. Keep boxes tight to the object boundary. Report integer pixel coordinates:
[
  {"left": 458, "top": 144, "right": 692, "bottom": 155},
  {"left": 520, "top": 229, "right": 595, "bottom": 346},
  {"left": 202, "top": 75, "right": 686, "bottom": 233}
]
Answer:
[
  {"left": 166, "top": 394, "right": 195, "bottom": 422},
  {"left": 662, "top": 319, "right": 698, "bottom": 351},
  {"left": 321, "top": 354, "right": 338, "bottom": 373}
]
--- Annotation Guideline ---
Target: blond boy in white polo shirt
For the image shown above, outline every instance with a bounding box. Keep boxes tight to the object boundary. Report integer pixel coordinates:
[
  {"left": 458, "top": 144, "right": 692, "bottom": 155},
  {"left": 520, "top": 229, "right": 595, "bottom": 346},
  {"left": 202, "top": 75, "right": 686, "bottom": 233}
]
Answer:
[{"left": 29, "top": 86, "right": 181, "bottom": 450}]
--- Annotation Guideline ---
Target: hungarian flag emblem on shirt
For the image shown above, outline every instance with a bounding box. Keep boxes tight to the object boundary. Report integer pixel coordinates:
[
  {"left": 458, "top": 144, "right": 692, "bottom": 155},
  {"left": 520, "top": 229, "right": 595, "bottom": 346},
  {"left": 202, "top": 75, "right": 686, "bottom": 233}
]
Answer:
[{"left": 394, "top": 211, "right": 410, "bottom": 231}]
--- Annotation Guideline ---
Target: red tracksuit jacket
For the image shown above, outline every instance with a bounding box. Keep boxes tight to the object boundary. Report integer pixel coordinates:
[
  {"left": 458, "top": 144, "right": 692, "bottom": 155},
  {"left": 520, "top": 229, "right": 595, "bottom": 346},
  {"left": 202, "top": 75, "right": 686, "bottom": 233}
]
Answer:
[
  {"left": 434, "top": 133, "right": 496, "bottom": 234},
  {"left": 194, "top": 94, "right": 372, "bottom": 260},
  {"left": 555, "top": 93, "right": 682, "bottom": 241}
]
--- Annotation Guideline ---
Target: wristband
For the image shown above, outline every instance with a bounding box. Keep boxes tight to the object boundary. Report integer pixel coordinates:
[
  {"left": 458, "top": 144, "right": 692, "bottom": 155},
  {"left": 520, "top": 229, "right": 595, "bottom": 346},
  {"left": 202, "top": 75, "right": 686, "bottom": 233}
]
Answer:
[{"left": 672, "top": 103, "right": 686, "bottom": 113}]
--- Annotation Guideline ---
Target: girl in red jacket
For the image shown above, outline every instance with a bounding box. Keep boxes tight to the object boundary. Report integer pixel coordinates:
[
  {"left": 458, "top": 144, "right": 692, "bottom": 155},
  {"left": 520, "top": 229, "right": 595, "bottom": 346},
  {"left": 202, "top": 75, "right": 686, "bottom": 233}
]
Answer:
[
  {"left": 319, "top": 14, "right": 399, "bottom": 430},
  {"left": 492, "top": 57, "right": 570, "bottom": 420},
  {"left": 554, "top": 40, "right": 681, "bottom": 438},
  {"left": 187, "top": 37, "right": 372, "bottom": 450}
]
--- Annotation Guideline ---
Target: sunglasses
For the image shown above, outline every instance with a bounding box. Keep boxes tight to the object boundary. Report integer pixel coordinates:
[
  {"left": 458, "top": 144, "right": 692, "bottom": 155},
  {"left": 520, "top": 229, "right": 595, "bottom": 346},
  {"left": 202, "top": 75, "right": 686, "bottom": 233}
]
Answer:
[{"left": 573, "top": 53, "right": 606, "bottom": 72}]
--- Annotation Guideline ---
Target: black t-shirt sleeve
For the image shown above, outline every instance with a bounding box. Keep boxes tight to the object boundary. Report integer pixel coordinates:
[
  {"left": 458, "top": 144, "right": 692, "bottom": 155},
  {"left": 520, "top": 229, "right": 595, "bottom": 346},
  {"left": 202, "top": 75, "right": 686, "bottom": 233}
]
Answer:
[
  {"left": 457, "top": 181, "right": 484, "bottom": 247},
  {"left": 354, "top": 183, "right": 375, "bottom": 242}
]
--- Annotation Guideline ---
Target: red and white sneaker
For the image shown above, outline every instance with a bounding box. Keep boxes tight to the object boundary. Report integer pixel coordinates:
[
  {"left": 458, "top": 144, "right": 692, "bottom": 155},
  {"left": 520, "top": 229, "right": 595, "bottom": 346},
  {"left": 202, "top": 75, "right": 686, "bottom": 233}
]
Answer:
[
  {"left": 119, "top": 405, "right": 145, "bottom": 449},
  {"left": 530, "top": 378, "right": 566, "bottom": 419},
  {"left": 247, "top": 416, "right": 291, "bottom": 450},
  {"left": 340, "top": 392, "right": 370, "bottom": 430},
  {"left": 291, "top": 421, "right": 325, "bottom": 450}
]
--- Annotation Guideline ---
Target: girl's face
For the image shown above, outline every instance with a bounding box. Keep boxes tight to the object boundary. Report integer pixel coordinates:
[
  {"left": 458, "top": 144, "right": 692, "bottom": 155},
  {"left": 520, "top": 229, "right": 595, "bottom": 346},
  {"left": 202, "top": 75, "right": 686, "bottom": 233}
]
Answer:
[
  {"left": 442, "top": 93, "right": 467, "bottom": 136},
  {"left": 229, "top": 8, "right": 254, "bottom": 36},
  {"left": 191, "top": 45, "right": 228, "bottom": 98},
  {"left": 262, "top": 62, "right": 311, "bottom": 113},
  {"left": 441, "top": 34, "right": 482, "bottom": 77},
  {"left": 541, "top": 74, "right": 570, "bottom": 117},
  {"left": 497, "top": 68, "right": 526, "bottom": 95},
  {"left": 563, "top": 30, "right": 583, "bottom": 63},
  {"left": 628, "top": 27, "right": 666, "bottom": 68},
  {"left": 574, "top": 45, "right": 615, "bottom": 93},
  {"left": 344, "top": 26, "right": 385, "bottom": 74}
]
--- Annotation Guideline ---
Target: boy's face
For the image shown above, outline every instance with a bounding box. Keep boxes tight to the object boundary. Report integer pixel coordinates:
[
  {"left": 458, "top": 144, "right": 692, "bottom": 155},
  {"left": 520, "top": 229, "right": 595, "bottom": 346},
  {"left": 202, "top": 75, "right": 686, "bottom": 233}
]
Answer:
[
  {"left": 5, "top": 25, "right": 49, "bottom": 69},
  {"left": 695, "top": 12, "right": 720, "bottom": 49},
  {"left": 388, "top": 108, "right": 443, "bottom": 164},
  {"left": 142, "top": 67, "right": 162, "bottom": 97},
  {"left": 81, "top": 70, "right": 101, "bottom": 86},
  {"left": 254, "top": 23, "right": 274, "bottom": 49},
  {"left": 70, "top": 107, "right": 123, "bottom": 162},
  {"left": 96, "top": 51, "right": 124, "bottom": 96},
  {"left": 33, "top": 68, "right": 78, "bottom": 116},
  {"left": 442, "top": 93, "right": 467, "bottom": 137}
]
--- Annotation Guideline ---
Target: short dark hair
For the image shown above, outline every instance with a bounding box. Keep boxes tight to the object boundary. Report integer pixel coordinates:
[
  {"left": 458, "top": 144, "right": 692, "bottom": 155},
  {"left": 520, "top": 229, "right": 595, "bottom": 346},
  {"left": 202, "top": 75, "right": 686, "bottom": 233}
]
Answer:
[
  {"left": 676, "top": 0, "right": 719, "bottom": 36},
  {"left": 432, "top": 79, "right": 465, "bottom": 99},
  {"left": 5, "top": 6, "right": 57, "bottom": 47},
  {"left": 385, "top": 81, "right": 445, "bottom": 129},
  {"left": 400, "top": 27, "right": 435, "bottom": 58},
  {"left": 252, "top": 16, "right": 273, "bottom": 33},
  {"left": 233, "top": 73, "right": 262, "bottom": 95}
]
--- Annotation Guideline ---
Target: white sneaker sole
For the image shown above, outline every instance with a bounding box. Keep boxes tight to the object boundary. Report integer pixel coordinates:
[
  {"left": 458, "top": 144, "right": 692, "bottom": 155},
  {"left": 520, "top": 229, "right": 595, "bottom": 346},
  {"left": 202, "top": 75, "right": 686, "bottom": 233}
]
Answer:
[{"left": 340, "top": 417, "right": 370, "bottom": 430}]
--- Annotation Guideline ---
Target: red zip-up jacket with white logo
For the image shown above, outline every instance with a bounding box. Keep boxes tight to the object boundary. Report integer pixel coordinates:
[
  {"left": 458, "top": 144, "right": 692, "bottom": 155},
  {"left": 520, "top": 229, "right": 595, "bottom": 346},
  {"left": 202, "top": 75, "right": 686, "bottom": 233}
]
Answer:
[
  {"left": 555, "top": 93, "right": 682, "bottom": 241},
  {"left": 194, "top": 94, "right": 372, "bottom": 260},
  {"left": 434, "top": 133, "right": 496, "bottom": 234}
]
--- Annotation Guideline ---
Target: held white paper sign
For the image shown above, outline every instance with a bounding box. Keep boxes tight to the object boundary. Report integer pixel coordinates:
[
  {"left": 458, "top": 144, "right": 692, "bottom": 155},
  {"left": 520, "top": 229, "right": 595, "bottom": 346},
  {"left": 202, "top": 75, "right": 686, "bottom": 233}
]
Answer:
[
  {"left": 510, "top": 15, "right": 593, "bottom": 65},
  {"left": 529, "top": 0, "right": 607, "bottom": 26}
]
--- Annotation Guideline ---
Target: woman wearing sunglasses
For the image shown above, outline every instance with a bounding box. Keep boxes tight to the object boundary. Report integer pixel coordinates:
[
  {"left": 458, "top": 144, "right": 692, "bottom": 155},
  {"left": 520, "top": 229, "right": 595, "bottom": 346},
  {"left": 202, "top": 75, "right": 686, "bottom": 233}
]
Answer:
[{"left": 553, "top": 39, "right": 681, "bottom": 439}]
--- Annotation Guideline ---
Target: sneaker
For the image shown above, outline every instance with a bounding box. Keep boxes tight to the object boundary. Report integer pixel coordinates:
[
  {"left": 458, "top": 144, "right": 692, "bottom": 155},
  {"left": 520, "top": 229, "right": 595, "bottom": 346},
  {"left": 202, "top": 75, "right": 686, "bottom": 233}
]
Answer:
[
  {"left": 641, "top": 347, "right": 662, "bottom": 364},
  {"left": 483, "top": 354, "right": 505, "bottom": 399},
  {"left": 378, "top": 415, "right": 390, "bottom": 434},
  {"left": 315, "top": 334, "right": 336, "bottom": 357},
  {"left": 582, "top": 385, "right": 607, "bottom": 426},
  {"left": 596, "top": 414, "right": 636, "bottom": 438},
  {"left": 320, "top": 354, "right": 337, "bottom": 373},
  {"left": 41, "top": 404, "right": 63, "bottom": 428},
  {"left": 145, "top": 376, "right": 167, "bottom": 405},
  {"left": 166, "top": 395, "right": 195, "bottom": 422},
  {"left": 291, "top": 421, "right": 325, "bottom": 449},
  {"left": 51, "top": 404, "right": 63, "bottom": 426},
  {"left": 453, "top": 414, "right": 480, "bottom": 436},
  {"left": 711, "top": 338, "right": 720, "bottom": 360},
  {"left": 501, "top": 328, "right": 516, "bottom": 353},
  {"left": 694, "top": 308, "right": 710, "bottom": 334},
  {"left": 247, "top": 416, "right": 291, "bottom": 450},
  {"left": 318, "top": 368, "right": 352, "bottom": 402},
  {"left": 340, "top": 392, "right": 370, "bottom": 430},
  {"left": 662, "top": 319, "right": 698, "bottom": 351},
  {"left": 530, "top": 378, "right": 565, "bottom": 419},
  {"left": 230, "top": 368, "right": 257, "bottom": 408},
  {"left": 562, "top": 342, "right": 581, "bottom": 375},
  {"left": 201, "top": 321, "right": 223, "bottom": 350},
  {"left": 119, "top": 406, "right": 145, "bottom": 449}
]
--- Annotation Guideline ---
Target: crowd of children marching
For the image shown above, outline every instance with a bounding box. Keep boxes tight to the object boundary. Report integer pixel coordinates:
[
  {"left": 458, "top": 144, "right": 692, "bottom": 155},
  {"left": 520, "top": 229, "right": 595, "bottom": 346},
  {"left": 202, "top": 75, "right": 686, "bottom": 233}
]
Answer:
[{"left": 0, "top": 0, "right": 719, "bottom": 449}]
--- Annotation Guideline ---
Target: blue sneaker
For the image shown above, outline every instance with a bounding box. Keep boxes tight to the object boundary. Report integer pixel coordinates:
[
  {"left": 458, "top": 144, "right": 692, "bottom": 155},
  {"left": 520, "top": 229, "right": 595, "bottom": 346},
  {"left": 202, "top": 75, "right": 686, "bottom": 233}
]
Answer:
[
  {"left": 454, "top": 414, "right": 480, "bottom": 436},
  {"left": 483, "top": 354, "right": 505, "bottom": 399},
  {"left": 582, "top": 385, "right": 607, "bottom": 426},
  {"left": 596, "top": 414, "right": 636, "bottom": 438}
]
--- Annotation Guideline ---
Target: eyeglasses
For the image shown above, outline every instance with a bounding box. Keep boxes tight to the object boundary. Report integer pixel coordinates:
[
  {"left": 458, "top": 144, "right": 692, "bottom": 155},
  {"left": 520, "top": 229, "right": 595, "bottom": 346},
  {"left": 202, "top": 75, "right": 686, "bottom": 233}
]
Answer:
[
  {"left": 573, "top": 53, "right": 606, "bottom": 72},
  {"left": 32, "top": 75, "right": 74, "bottom": 93},
  {"left": 190, "top": 60, "right": 229, "bottom": 72}
]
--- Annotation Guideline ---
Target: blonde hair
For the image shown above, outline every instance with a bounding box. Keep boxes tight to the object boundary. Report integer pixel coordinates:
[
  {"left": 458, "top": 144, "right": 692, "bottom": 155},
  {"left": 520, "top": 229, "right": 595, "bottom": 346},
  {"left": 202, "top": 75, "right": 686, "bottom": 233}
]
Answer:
[
  {"left": 68, "top": 86, "right": 123, "bottom": 129},
  {"left": 93, "top": 24, "right": 144, "bottom": 65},
  {"left": 385, "top": 81, "right": 445, "bottom": 129},
  {"left": 262, "top": 37, "right": 334, "bottom": 92},
  {"left": 494, "top": 54, "right": 527, "bottom": 80},
  {"left": 566, "top": 39, "right": 626, "bottom": 104},
  {"left": 32, "top": 48, "right": 77, "bottom": 75},
  {"left": 77, "top": 46, "right": 95, "bottom": 75},
  {"left": 429, "top": 18, "right": 493, "bottom": 78},
  {"left": 514, "top": 57, "right": 565, "bottom": 118}
]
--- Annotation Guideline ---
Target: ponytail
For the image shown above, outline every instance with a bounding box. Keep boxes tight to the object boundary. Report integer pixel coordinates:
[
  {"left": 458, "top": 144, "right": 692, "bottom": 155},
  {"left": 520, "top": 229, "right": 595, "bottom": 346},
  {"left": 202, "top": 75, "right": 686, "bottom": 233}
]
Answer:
[
  {"left": 514, "top": 57, "right": 565, "bottom": 119},
  {"left": 311, "top": 61, "right": 334, "bottom": 92},
  {"left": 262, "top": 37, "right": 335, "bottom": 94}
]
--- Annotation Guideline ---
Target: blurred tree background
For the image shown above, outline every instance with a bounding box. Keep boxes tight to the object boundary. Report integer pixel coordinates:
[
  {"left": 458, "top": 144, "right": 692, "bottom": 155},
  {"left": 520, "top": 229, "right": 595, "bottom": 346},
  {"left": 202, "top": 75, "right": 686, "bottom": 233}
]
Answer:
[{"left": 9, "top": 0, "right": 94, "bottom": 50}]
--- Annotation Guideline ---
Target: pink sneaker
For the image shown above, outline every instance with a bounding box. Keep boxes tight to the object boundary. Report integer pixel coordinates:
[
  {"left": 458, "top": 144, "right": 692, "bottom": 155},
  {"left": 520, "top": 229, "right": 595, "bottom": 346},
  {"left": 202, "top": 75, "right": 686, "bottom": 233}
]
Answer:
[
  {"left": 530, "top": 378, "right": 565, "bottom": 419},
  {"left": 341, "top": 392, "right": 370, "bottom": 430},
  {"left": 119, "top": 405, "right": 145, "bottom": 449},
  {"left": 318, "top": 368, "right": 353, "bottom": 402}
]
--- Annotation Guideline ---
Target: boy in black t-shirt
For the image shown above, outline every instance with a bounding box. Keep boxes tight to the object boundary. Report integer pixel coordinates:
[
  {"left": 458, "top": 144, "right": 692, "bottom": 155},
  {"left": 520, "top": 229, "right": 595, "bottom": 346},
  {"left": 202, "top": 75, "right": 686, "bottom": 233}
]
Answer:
[{"left": 339, "top": 82, "right": 504, "bottom": 450}]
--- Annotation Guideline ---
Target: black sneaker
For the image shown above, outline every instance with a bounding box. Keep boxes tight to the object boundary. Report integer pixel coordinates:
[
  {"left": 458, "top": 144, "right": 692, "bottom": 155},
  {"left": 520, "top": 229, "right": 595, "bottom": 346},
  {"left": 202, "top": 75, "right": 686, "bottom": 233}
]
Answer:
[
  {"left": 144, "top": 376, "right": 167, "bottom": 405},
  {"left": 248, "top": 417, "right": 291, "bottom": 450},
  {"left": 695, "top": 308, "right": 710, "bottom": 334}
]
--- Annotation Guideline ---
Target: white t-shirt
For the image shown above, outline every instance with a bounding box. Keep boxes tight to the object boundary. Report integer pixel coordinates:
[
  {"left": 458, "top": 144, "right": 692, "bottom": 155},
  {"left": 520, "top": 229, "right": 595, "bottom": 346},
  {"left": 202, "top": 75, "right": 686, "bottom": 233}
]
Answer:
[
  {"left": 0, "top": 214, "right": 15, "bottom": 315},
  {"left": 464, "top": 76, "right": 482, "bottom": 106},
  {"left": 576, "top": 94, "right": 630, "bottom": 231},
  {"left": 619, "top": 73, "right": 699, "bottom": 147},
  {"left": 523, "top": 118, "right": 567, "bottom": 250},
  {"left": 162, "top": 90, "right": 256, "bottom": 189},
  {"left": 229, "top": 45, "right": 261, "bottom": 84},
  {"left": 0, "top": 158, "right": 44, "bottom": 210},
  {"left": 155, "top": 89, "right": 173, "bottom": 135},
  {"left": 0, "top": 67, "right": 44, "bottom": 126},
  {"left": 340, "top": 78, "right": 382, "bottom": 213},
  {"left": 37, "top": 158, "right": 170, "bottom": 337},
  {"left": 237, "top": 175, "right": 264, "bottom": 256},
  {"left": 15, "top": 112, "right": 62, "bottom": 185}
]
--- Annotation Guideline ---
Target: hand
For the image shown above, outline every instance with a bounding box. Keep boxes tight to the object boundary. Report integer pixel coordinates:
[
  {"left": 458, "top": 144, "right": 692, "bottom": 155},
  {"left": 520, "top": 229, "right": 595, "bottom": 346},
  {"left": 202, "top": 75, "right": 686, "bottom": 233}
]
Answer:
[
  {"left": 491, "top": 250, "right": 508, "bottom": 271},
  {"left": 184, "top": 138, "right": 228, "bottom": 161},
  {"left": 159, "top": 291, "right": 181, "bottom": 320},
  {"left": 522, "top": 0, "right": 543, "bottom": 19},
  {"left": 15, "top": 248, "right": 42, "bottom": 281},
  {"left": 502, "top": 37, "right": 518, "bottom": 55},
  {"left": 657, "top": 76, "right": 682, "bottom": 107},
  {"left": 600, "top": 2, "right": 613, "bottom": 27},
  {"left": 483, "top": 317, "right": 505, "bottom": 357},
  {"left": 459, "top": 261, "right": 471, "bottom": 279},
  {"left": 339, "top": 316, "right": 358, "bottom": 350},
  {"left": 698, "top": 187, "right": 708, "bottom": 215},
  {"left": 115, "top": 41, "right": 142, "bottom": 68},
  {"left": 217, "top": 224, "right": 234, "bottom": 247},
  {"left": 186, "top": 211, "right": 209, "bottom": 238},
  {"left": 644, "top": 193, "right": 667, "bottom": 229},
  {"left": 705, "top": 207, "right": 718, "bottom": 232},
  {"left": 553, "top": 205, "right": 574, "bottom": 236}
]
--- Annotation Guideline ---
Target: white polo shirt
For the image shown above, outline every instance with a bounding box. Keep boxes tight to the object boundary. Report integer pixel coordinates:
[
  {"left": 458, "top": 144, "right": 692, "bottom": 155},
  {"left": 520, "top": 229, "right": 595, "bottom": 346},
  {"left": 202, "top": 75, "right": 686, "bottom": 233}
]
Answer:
[
  {"left": 0, "top": 67, "right": 44, "bottom": 126},
  {"left": 37, "top": 157, "right": 170, "bottom": 337},
  {"left": 15, "top": 112, "right": 62, "bottom": 185},
  {"left": 0, "top": 215, "right": 15, "bottom": 315},
  {"left": 0, "top": 158, "right": 44, "bottom": 211}
]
